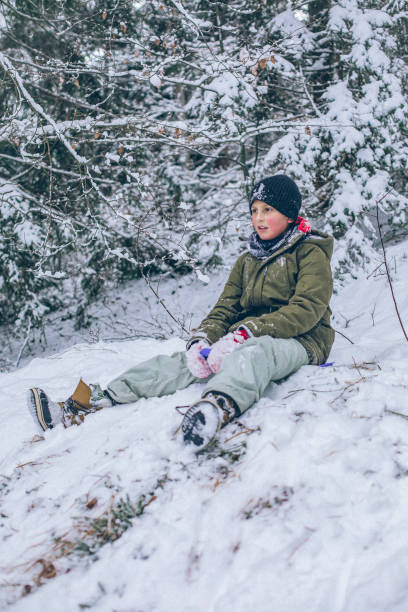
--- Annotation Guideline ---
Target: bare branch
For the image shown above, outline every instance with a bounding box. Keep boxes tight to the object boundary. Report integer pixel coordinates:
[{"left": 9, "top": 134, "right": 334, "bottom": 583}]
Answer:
[{"left": 375, "top": 188, "right": 408, "bottom": 342}]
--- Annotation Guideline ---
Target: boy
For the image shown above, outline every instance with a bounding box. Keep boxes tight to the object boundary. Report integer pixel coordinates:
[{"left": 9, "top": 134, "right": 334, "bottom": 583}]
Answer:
[{"left": 28, "top": 175, "right": 334, "bottom": 451}]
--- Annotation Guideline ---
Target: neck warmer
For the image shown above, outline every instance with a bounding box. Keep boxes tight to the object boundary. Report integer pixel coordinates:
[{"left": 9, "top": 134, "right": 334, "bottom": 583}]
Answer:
[{"left": 247, "top": 224, "right": 298, "bottom": 260}]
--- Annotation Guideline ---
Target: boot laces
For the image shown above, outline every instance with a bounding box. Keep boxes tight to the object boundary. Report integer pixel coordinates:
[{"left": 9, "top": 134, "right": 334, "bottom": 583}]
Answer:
[
  {"left": 61, "top": 397, "right": 99, "bottom": 428},
  {"left": 205, "top": 393, "right": 236, "bottom": 425}
]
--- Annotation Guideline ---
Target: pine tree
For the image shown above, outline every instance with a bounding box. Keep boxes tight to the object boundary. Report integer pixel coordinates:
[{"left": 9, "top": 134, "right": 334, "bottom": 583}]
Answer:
[{"left": 259, "top": 0, "right": 408, "bottom": 277}]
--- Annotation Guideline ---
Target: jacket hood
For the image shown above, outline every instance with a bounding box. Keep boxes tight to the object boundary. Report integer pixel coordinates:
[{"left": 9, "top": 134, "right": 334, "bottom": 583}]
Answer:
[{"left": 303, "top": 229, "right": 334, "bottom": 260}]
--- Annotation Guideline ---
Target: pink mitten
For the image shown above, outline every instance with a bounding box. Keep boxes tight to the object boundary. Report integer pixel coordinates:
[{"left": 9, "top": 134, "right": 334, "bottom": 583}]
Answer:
[
  {"left": 186, "top": 341, "right": 212, "bottom": 378},
  {"left": 207, "top": 329, "right": 249, "bottom": 374}
]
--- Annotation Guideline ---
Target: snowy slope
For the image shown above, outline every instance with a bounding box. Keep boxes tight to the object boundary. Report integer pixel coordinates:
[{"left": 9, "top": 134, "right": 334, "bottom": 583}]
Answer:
[{"left": 1, "top": 242, "right": 408, "bottom": 611}]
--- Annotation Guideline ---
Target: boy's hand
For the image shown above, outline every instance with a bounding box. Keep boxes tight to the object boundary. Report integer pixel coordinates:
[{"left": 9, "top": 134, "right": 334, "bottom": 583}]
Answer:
[
  {"left": 186, "top": 340, "right": 212, "bottom": 378},
  {"left": 207, "top": 329, "right": 249, "bottom": 374}
]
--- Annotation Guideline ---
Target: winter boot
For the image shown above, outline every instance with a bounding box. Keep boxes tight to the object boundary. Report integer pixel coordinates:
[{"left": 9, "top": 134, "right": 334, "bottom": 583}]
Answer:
[
  {"left": 204, "top": 392, "right": 240, "bottom": 425},
  {"left": 181, "top": 392, "right": 240, "bottom": 452},
  {"left": 27, "top": 379, "right": 113, "bottom": 432},
  {"left": 89, "top": 383, "right": 115, "bottom": 409}
]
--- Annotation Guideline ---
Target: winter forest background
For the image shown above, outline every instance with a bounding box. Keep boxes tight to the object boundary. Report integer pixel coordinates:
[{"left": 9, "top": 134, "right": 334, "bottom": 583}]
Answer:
[{"left": 0, "top": 0, "right": 407, "bottom": 367}]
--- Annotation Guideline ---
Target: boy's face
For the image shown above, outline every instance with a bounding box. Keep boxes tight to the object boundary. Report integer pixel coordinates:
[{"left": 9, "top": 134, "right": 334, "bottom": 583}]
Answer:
[{"left": 251, "top": 200, "right": 293, "bottom": 240}]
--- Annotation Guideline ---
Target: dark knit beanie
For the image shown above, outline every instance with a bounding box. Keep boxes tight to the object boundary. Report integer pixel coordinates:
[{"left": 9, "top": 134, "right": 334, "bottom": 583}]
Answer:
[{"left": 250, "top": 175, "right": 302, "bottom": 220}]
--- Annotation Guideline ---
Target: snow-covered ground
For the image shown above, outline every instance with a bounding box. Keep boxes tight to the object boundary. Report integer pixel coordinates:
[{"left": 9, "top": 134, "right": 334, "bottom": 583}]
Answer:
[{"left": 1, "top": 241, "right": 408, "bottom": 611}]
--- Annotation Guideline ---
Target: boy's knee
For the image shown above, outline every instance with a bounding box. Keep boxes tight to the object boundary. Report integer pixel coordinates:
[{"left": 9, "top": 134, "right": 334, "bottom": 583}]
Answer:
[
  {"left": 236, "top": 334, "right": 277, "bottom": 358},
  {"left": 235, "top": 335, "right": 307, "bottom": 372}
]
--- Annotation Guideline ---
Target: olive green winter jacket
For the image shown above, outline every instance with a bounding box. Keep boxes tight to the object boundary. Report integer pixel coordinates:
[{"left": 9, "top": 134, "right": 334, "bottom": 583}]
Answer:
[{"left": 188, "top": 230, "right": 335, "bottom": 365}]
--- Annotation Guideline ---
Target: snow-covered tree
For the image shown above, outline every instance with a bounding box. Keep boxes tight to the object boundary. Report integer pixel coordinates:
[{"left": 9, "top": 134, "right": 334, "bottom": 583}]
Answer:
[
  {"left": 0, "top": 0, "right": 313, "bottom": 336},
  {"left": 261, "top": 0, "right": 408, "bottom": 278}
]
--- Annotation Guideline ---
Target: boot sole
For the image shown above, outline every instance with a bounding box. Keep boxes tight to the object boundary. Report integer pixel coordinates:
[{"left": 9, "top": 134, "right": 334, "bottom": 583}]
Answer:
[
  {"left": 27, "top": 388, "right": 54, "bottom": 432},
  {"left": 182, "top": 399, "right": 221, "bottom": 452}
]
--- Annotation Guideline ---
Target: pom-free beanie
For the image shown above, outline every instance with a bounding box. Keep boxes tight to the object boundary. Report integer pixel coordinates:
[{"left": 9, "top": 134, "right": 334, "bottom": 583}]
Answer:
[{"left": 250, "top": 175, "right": 302, "bottom": 220}]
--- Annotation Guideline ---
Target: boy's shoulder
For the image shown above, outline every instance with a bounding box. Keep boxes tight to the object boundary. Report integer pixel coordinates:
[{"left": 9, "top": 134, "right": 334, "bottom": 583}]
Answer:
[
  {"left": 297, "top": 229, "right": 334, "bottom": 259},
  {"left": 232, "top": 250, "right": 251, "bottom": 265},
  {"left": 304, "top": 228, "right": 333, "bottom": 242}
]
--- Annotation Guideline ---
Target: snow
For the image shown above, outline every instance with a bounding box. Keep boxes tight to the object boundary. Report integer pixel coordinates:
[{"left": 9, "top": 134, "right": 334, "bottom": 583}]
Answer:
[
  {"left": 1, "top": 239, "right": 408, "bottom": 610},
  {"left": 195, "top": 269, "right": 210, "bottom": 284},
  {"left": 271, "top": 9, "right": 314, "bottom": 56},
  {"left": 150, "top": 74, "right": 162, "bottom": 89}
]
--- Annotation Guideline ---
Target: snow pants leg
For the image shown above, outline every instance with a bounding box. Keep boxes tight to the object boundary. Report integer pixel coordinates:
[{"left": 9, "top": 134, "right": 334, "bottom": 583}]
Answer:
[
  {"left": 105, "top": 336, "right": 308, "bottom": 411},
  {"left": 106, "top": 351, "right": 207, "bottom": 404},
  {"left": 202, "top": 336, "right": 308, "bottom": 415}
]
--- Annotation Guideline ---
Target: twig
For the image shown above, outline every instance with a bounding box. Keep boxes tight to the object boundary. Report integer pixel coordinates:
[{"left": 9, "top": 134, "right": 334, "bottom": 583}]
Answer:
[
  {"left": 15, "top": 319, "right": 32, "bottom": 368},
  {"left": 134, "top": 218, "right": 189, "bottom": 335},
  {"left": 175, "top": 405, "right": 190, "bottom": 415},
  {"left": 282, "top": 388, "right": 305, "bottom": 399},
  {"left": 385, "top": 408, "right": 408, "bottom": 421},
  {"left": 223, "top": 427, "right": 260, "bottom": 443},
  {"left": 329, "top": 374, "right": 378, "bottom": 405},
  {"left": 366, "top": 261, "right": 385, "bottom": 280},
  {"left": 334, "top": 328, "right": 354, "bottom": 344},
  {"left": 375, "top": 188, "right": 408, "bottom": 342},
  {"left": 351, "top": 361, "right": 380, "bottom": 371},
  {"left": 286, "top": 534, "right": 312, "bottom": 561},
  {"left": 352, "top": 356, "right": 364, "bottom": 381},
  {"left": 142, "top": 273, "right": 189, "bottom": 335}
]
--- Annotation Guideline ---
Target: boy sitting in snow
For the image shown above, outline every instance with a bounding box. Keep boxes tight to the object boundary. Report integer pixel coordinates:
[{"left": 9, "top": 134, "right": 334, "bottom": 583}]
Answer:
[{"left": 28, "top": 174, "right": 334, "bottom": 451}]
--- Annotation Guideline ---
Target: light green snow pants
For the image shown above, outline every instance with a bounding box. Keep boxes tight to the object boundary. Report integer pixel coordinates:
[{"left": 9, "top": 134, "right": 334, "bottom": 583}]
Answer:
[{"left": 106, "top": 336, "right": 308, "bottom": 415}]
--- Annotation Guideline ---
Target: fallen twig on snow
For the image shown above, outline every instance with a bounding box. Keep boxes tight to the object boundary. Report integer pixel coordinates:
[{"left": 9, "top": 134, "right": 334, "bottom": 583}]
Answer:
[
  {"left": 330, "top": 374, "right": 378, "bottom": 405},
  {"left": 334, "top": 328, "right": 354, "bottom": 344},
  {"left": 385, "top": 408, "right": 408, "bottom": 421},
  {"left": 223, "top": 425, "right": 261, "bottom": 444}
]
